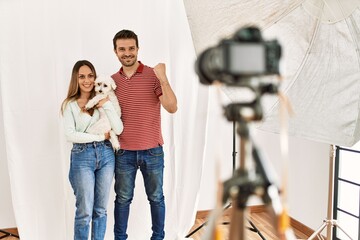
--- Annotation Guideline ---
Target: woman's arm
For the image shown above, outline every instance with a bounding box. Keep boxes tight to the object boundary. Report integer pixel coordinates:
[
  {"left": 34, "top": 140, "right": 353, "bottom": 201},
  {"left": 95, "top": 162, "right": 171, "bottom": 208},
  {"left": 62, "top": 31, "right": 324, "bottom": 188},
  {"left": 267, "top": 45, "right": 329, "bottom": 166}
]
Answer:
[{"left": 63, "top": 103, "right": 106, "bottom": 143}]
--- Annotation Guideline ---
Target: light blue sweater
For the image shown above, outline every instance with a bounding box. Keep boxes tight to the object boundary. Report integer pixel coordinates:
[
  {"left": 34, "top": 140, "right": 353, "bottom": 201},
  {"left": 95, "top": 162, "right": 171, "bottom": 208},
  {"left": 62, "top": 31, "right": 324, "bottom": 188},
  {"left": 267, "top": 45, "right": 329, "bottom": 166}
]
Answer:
[{"left": 62, "top": 100, "right": 123, "bottom": 143}]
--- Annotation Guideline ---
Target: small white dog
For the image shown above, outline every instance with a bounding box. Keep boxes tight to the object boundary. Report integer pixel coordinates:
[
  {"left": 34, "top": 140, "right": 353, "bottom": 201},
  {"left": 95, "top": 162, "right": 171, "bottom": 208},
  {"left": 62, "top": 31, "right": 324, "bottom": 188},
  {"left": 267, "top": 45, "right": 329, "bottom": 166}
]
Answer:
[{"left": 85, "top": 75, "right": 122, "bottom": 150}]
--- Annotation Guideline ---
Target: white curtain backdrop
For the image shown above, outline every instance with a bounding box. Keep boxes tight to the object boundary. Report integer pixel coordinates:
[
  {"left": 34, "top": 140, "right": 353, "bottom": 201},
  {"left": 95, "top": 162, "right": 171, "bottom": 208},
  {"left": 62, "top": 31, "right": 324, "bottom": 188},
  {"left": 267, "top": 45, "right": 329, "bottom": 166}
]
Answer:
[
  {"left": 0, "top": 71, "right": 16, "bottom": 228},
  {"left": 0, "top": 0, "right": 211, "bottom": 239}
]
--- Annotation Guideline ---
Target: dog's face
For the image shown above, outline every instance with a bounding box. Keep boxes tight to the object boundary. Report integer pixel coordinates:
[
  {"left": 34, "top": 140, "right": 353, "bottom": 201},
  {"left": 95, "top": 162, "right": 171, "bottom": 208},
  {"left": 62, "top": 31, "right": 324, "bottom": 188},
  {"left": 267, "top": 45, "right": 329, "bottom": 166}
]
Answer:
[{"left": 94, "top": 76, "right": 116, "bottom": 95}]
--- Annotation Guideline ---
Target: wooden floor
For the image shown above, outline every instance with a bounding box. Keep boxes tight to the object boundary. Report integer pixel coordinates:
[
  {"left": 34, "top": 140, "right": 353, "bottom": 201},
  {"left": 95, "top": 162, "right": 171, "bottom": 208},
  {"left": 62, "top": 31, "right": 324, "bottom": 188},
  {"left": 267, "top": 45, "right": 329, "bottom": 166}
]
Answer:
[
  {"left": 0, "top": 207, "right": 313, "bottom": 240},
  {"left": 187, "top": 207, "right": 311, "bottom": 240}
]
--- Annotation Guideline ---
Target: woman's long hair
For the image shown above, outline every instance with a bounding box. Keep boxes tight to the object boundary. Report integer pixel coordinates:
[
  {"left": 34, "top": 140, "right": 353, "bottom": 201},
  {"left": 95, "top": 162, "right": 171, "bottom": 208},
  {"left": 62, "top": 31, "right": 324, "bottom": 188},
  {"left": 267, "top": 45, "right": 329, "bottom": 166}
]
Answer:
[{"left": 60, "top": 60, "right": 97, "bottom": 114}]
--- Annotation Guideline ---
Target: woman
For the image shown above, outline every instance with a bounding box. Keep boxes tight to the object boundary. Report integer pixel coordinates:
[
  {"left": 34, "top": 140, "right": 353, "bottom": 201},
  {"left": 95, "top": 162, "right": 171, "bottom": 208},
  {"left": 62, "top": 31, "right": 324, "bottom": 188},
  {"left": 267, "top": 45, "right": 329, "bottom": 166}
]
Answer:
[{"left": 61, "top": 60, "right": 123, "bottom": 240}]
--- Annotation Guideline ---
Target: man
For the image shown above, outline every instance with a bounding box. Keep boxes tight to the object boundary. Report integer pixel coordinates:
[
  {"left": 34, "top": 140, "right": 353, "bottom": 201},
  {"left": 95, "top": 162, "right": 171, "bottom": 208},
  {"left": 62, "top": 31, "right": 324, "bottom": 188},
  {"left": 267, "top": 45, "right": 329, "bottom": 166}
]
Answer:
[{"left": 111, "top": 29, "right": 177, "bottom": 240}]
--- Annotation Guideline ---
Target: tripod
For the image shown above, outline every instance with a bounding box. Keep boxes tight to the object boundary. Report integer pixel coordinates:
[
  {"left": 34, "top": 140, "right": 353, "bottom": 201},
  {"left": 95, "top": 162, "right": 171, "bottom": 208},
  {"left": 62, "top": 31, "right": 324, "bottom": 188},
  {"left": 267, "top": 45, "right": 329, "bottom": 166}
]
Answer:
[
  {"left": 307, "top": 145, "right": 353, "bottom": 240},
  {"left": 190, "top": 98, "right": 295, "bottom": 240}
]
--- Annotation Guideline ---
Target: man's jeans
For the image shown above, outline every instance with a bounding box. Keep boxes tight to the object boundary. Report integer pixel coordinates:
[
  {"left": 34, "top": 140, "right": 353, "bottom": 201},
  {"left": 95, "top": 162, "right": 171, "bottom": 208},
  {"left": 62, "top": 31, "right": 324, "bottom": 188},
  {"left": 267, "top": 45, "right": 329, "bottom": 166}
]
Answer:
[
  {"left": 114, "top": 146, "right": 165, "bottom": 240},
  {"left": 69, "top": 140, "right": 115, "bottom": 240}
]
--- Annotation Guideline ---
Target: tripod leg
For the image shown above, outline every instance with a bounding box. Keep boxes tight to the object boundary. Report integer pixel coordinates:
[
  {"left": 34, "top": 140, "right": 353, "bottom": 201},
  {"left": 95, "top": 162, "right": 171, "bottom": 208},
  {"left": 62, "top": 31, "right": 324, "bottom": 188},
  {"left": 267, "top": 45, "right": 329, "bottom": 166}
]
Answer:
[
  {"left": 185, "top": 221, "right": 207, "bottom": 238},
  {"left": 307, "top": 222, "right": 327, "bottom": 240},
  {"left": 229, "top": 207, "right": 247, "bottom": 240},
  {"left": 0, "top": 230, "right": 9, "bottom": 240},
  {"left": 334, "top": 222, "right": 354, "bottom": 240},
  {"left": 185, "top": 203, "right": 232, "bottom": 238},
  {"left": 0, "top": 229, "right": 19, "bottom": 239},
  {"left": 248, "top": 219, "right": 266, "bottom": 240},
  {"left": 319, "top": 234, "right": 326, "bottom": 240}
]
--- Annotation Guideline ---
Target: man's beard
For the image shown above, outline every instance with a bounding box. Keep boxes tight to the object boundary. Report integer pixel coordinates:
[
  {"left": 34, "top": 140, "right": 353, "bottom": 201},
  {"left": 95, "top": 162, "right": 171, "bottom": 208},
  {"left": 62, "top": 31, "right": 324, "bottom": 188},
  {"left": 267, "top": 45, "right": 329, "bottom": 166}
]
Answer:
[{"left": 120, "top": 56, "right": 137, "bottom": 67}]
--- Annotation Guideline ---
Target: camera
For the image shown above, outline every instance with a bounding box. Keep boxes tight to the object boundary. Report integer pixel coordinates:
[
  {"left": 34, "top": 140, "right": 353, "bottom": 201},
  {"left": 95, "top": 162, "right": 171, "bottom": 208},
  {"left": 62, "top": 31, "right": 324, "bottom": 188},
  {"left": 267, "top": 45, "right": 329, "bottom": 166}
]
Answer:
[{"left": 195, "top": 26, "right": 281, "bottom": 86}]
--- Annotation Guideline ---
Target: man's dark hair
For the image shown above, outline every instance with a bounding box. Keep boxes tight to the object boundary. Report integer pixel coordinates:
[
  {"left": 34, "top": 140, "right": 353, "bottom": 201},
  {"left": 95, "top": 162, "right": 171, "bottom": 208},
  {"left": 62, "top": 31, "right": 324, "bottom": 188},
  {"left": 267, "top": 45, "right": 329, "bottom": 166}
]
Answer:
[{"left": 113, "top": 29, "right": 139, "bottom": 50}]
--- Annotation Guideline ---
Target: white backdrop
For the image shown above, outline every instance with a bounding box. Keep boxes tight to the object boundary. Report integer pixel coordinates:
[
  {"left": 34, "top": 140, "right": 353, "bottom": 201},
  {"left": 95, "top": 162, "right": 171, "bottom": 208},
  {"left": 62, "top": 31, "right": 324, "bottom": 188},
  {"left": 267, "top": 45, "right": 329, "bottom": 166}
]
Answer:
[
  {"left": 0, "top": 0, "right": 209, "bottom": 239},
  {"left": 0, "top": 0, "right": 337, "bottom": 239},
  {"left": 0, "top": 74, "right": 16, "bottom": 228}
]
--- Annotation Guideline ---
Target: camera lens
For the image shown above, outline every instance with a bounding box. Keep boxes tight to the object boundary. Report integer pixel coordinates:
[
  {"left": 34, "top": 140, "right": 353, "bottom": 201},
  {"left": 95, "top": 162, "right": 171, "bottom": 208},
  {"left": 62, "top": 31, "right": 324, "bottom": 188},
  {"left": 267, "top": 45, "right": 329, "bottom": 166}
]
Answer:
[{"left": 195, "top": 47, "right": 223, "bottom": 85}]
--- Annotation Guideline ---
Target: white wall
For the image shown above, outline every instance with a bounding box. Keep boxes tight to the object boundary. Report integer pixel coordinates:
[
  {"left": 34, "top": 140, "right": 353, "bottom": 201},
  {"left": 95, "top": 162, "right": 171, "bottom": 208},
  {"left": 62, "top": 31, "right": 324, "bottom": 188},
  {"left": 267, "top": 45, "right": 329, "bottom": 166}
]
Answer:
[
  {"left": 198, "top": 89, "right": 330, "bottom": 231},
  {"left": 0, "top": 80, "right": 16, "bottom": 228},
  {"left": 255, "top": 130, "right": 329, "bottom": 230}
]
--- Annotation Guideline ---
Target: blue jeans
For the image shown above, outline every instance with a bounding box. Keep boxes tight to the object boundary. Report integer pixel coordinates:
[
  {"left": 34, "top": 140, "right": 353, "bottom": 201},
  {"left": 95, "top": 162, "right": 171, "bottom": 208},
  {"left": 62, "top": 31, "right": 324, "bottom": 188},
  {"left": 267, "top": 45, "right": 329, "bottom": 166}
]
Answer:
[
  {"left": 69, "top": 140, "right": 115, "bottom": 240},
  {"left": 114, "top": 146, "right": 165, "bottom": 240}
]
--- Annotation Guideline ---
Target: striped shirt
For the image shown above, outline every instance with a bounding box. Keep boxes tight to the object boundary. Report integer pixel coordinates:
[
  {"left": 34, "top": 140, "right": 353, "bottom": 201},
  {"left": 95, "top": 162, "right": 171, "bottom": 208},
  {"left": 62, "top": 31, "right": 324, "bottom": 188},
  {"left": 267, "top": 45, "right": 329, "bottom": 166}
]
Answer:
[{"left": 112, "top": 62, "right": 164, "bottom": 150}]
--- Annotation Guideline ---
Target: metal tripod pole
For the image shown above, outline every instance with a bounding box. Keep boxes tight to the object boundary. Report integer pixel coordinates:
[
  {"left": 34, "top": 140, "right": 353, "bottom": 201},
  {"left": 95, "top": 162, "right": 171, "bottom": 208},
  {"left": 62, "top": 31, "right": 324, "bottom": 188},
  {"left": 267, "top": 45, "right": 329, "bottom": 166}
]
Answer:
[{"left": 308, "top": 145, "right": 353, "bottom": 240}]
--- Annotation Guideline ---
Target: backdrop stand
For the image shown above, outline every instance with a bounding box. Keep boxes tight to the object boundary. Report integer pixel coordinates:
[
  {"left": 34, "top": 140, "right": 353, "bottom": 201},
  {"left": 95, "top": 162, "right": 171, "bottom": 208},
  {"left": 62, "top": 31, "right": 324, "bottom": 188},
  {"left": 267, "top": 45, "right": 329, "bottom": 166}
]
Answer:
[
  {"left": 0, "top": 229, "right": 19, "bottom": 239},
  {"left": 307, "top": 145, "right": 353, "bottom": 240}
]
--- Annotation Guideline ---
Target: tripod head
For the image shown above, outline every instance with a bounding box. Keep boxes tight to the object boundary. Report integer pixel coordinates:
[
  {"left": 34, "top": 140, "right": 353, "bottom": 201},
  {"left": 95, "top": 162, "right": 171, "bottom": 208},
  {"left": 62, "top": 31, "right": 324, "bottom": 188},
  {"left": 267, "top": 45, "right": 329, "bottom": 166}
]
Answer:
[
  {"left": 222, "top": 138, "right": 282, "bottom": 209},
  {"left": 223, "top": 168, "right": 265, "bottom": 209},
  {"left": 221, "top": 79, "right": 280, "bottom": 205}
]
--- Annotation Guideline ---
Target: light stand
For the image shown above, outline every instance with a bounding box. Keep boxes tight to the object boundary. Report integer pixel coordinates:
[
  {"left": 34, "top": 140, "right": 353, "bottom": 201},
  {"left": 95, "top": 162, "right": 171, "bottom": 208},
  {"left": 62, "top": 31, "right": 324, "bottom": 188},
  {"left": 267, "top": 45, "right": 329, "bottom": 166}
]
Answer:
[{"left": 307, "top": 145, "right": 353, "bottom": 240}]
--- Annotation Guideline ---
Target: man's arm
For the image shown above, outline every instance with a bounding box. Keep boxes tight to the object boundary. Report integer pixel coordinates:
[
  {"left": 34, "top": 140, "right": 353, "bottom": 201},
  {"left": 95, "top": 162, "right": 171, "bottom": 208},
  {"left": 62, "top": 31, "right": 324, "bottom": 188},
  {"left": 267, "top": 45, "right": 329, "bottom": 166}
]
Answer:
[{"left": 154, "top": 63, "right": 178, "bottom": 113}]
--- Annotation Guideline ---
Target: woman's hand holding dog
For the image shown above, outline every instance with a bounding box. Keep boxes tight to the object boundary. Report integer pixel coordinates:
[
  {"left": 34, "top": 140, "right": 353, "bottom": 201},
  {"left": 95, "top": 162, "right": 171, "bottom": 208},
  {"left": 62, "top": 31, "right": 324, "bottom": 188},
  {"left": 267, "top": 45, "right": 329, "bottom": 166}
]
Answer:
[{"left": 96, "top": 96, "right": 110, "bottom": 108}]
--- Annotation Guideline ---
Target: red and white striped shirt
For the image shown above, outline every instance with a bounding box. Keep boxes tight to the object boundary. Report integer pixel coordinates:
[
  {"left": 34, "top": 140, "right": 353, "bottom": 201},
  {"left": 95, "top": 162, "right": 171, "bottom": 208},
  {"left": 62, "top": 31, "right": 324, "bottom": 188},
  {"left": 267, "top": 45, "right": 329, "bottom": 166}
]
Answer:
[{"left": 112, "top": 62, "right": 164, "bottom": 150}]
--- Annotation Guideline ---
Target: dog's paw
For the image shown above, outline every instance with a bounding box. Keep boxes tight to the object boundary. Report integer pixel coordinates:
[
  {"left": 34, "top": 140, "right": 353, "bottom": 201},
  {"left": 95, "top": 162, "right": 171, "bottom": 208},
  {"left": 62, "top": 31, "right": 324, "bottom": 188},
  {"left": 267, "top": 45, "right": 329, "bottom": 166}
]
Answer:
[
  {"left": 110, "top": 135, "right": 120, "bottom": 151},
  {"left": 85, "top": 100, "right": 96, "bottom": 110},
  {"left": 112, "top": 142, "right": 120, "bottom": 151}
]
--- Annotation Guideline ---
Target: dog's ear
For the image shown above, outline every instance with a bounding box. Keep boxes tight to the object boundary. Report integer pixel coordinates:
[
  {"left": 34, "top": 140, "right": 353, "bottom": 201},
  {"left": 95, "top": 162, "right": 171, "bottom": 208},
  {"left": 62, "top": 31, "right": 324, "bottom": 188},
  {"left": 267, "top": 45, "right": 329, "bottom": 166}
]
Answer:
[{"left": 110, "top": 78, "right": 117, "bottom": 90}]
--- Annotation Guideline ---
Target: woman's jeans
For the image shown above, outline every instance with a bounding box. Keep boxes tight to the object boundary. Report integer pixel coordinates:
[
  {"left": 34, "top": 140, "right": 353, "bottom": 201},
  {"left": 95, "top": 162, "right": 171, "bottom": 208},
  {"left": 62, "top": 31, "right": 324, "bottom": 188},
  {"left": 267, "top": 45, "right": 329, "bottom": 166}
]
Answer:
[
  {"left": 114, "top": 146, "right": 165, "bottom": 240},
  {"left": 69, "top": 140, "right": 115, "bottom": 240}
]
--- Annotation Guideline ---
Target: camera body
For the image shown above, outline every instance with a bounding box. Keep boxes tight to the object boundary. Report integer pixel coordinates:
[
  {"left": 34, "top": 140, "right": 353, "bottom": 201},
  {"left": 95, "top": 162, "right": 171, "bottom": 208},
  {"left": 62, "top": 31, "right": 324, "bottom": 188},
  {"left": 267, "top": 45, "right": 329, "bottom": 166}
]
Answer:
[{"left": 195, "top": 27, "right": 281, "bottom": 86}]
